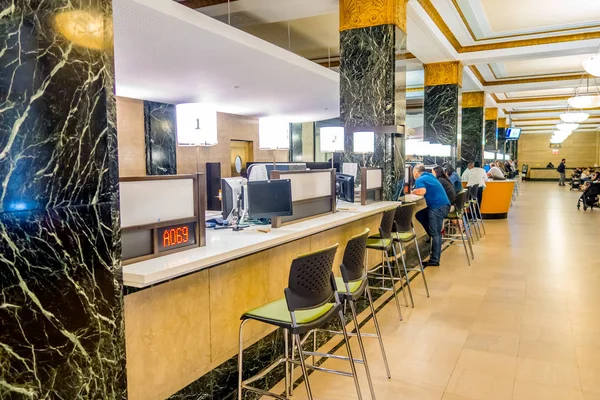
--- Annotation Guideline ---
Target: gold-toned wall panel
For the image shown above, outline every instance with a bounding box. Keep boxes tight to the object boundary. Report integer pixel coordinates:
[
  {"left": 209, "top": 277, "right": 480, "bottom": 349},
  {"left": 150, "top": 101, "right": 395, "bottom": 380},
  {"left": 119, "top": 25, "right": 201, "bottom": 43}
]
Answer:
[
  {"left": 339, "top": 0, "right": 409, "bottom": 33},
  {"left": 518, "top": 132, "right": 598, "bottom": 169},
  {"left": 498, "top": 118, "right": 507, "bottom": 129},
  {"left": 462, "top": 92, "right": 485, "bottom": 108},
  {"left": 116, "top": 97, "right": 146, "bottom": 177},
  {"left": 125, "top": 271, "right": 211, "bottom": 400},
  {"left": 485, "top": 108, "right": 498, "bottom": 121},
  {"left": 424, "top": 62, "right": 463, "bottom": 87}
]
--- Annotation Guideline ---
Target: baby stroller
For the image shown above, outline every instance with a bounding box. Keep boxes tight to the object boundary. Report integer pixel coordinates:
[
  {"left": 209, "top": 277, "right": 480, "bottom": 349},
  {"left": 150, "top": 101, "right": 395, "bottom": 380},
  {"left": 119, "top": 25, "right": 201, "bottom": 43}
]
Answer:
[
  {"left": 570, "top": 172, "right": 582, "bottom": 191},
  {"left": 577, "top": 182, "right": 600, "bottom": 210}
]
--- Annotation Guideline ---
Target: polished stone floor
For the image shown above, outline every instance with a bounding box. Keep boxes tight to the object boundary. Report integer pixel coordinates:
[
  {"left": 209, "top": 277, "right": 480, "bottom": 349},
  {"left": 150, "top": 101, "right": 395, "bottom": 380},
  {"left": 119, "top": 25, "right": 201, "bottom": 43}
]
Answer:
[{"left": 272, "top": 182, "right": 600, "bottom": 400}]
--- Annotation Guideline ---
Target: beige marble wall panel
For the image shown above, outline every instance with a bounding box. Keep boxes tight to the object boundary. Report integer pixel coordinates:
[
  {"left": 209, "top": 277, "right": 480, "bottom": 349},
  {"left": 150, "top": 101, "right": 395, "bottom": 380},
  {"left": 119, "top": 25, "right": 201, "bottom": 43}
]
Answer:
[
  {"left": 518, "top": 131, "right": 598, "bottom": 169},
  {"left": 116, "top": 97, "right": 145, "bottom": 177},
  {"left": 124, "top": 270, "right": 211, "bottom": 400},
  {"left": 177, "top": 112, "right": 288, "bottom": 177}
]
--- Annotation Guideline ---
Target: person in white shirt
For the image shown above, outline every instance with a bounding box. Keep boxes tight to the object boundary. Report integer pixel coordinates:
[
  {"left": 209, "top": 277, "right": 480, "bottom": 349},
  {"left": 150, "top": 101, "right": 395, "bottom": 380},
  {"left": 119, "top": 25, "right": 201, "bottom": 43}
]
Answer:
[
  {"left": 462, "top": 162, "right": 474, "bottom": 182},
  {"left": 487, "top": 162, "right": 506, "bottom": 180},
  {"left": 467, "top": 161, "right": 488, "bottom": 205}
]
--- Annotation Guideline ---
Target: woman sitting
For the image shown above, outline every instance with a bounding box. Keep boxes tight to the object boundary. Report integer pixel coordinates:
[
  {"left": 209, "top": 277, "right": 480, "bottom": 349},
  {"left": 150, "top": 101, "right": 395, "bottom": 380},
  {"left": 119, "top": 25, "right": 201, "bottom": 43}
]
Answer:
[{"left": 433, "top": 166, "right": 457, "bottom": 205}]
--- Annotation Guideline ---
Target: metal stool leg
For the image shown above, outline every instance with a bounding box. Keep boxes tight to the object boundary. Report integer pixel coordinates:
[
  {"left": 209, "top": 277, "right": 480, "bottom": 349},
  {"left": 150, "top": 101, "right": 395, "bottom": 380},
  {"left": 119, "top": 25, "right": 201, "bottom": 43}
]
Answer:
[
  {"left": 395, "top": 241, "right": 414, "bottom": 308},
  {"left": 284, "top": 329, "right": 290, "bottom": 398},
  {"left": 339, "top": 311, "right": 364, "bottom": 400},
  {"left": 294, "top": 334, "right": 315, "bottom": 400},
  {"left": 290, "top": 334, "right": 295, "bottom": 396},
  {"left": 468, "top": 203, "right": 481, "bottom": 241},
  {"left": 413, "top": 233, "right": 430, "bottom": 297},
  {"left": 238, "top": 320, "right": 249, "bottom": 400},
  {"left": 462, "top": 214, "right": 475, "bottom": 261},
  {"left": 388, "top": 247, "right": 409, "bottom": 308},
  {"left": 366, "top": 286, "right": 391, "bottom": 378},
  {"left": 349, "top": 300, "right": 376, "bottom": 400},
  {"left": 475, "top": 201, "right": 486, "bottom": 235},
  {"left": 459, "top": 215, "right": 472, "bottom": 265},
  {"left": 384, "top": 253, "right": 404, "bottom": 321}
]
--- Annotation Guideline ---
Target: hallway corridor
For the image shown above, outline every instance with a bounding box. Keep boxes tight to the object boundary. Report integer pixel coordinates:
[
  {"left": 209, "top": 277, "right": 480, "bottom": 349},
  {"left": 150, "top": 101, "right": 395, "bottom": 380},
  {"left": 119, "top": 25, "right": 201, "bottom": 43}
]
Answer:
[{"left": 279, "top": 182, "right": 600, "bottom": 400}]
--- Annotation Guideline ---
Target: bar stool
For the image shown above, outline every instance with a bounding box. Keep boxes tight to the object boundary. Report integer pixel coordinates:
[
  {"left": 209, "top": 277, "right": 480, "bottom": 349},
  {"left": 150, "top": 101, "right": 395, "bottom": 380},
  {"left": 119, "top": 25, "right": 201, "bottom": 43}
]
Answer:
[
  {"left": 442, "top": 190, "right": 474, "bottom": 265},
  {"left": 304, "top": 229, "right": 391, "bottom": 400},
  {"left": 366, "top": 207, "right": 409, "bottom": 321},
  {"left": 470, "top": 184, "right": 487, "bottom": 235},
  {"left": 466, "top": 185, "right": 482, "bottom": 241},
  {"left": 237, "top": 244, "right": 363, "bottom": 400}
]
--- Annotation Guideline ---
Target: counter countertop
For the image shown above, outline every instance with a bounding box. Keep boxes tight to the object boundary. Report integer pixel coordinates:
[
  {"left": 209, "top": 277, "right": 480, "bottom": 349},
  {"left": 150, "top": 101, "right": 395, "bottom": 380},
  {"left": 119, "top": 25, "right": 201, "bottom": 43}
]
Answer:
[{"left": 123, "top": 198, "right": 423, "bottom": 288}]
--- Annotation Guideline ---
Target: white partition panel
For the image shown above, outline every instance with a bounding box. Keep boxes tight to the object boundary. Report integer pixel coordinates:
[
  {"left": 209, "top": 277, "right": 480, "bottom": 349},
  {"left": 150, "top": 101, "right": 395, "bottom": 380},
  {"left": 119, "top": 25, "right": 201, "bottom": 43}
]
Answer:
[
  {"left": 366, "top": 169, "right": 383, "bottom": 190},
  {"left": 120, "top": 179, "right": 195, "bottom": 228},
  {"left": 278, "top": 171, "right": 332, "bottom": 202}
]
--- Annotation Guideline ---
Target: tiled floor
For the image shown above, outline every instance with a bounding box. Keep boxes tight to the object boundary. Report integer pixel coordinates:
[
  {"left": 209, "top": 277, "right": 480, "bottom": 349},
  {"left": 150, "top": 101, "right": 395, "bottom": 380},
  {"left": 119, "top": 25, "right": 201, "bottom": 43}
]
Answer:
[{"left": 272, "top": 182, "right": 600, "bottom": 400}]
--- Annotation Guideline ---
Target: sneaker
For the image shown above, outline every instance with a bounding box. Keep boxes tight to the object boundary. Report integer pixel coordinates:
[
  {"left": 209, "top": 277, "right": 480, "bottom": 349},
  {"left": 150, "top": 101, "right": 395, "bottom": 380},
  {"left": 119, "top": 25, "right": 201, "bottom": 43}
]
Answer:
[{"left": 423, "top": 261, "right": 440, "bottom": 267}]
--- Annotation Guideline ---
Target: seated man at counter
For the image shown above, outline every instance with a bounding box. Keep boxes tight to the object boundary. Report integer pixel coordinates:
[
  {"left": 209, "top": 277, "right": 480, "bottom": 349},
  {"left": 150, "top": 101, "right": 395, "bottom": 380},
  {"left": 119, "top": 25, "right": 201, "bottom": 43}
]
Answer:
[
  {"left": 412, "top": 164, "right": 451, "bottom": 267},
  {"left": 467, "top": 161, "right": 488, "bottom": 205},
  {"left": 462, "top": 162, "right": 474, "bottom": 181},
  {"left": 487, "top": 162, "right": 506, "bottom": 180}
]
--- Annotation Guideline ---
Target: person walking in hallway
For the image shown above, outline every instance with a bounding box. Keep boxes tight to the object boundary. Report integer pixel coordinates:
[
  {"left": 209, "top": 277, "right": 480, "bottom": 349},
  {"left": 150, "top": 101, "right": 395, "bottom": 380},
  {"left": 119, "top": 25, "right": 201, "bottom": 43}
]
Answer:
[
  {"left": 412, "top": 164, "right": 451, "bottom": 267},
  {"left": 558, "top": 158, "right": 567, "bottom": 186}
]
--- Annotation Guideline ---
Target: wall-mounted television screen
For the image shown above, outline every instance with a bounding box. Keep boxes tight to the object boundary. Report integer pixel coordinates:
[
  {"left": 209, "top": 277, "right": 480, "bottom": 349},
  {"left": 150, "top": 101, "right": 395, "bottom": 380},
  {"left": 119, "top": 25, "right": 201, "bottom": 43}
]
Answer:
[{"left": 505, "top": 128, "right": 522, "bottom": 140}]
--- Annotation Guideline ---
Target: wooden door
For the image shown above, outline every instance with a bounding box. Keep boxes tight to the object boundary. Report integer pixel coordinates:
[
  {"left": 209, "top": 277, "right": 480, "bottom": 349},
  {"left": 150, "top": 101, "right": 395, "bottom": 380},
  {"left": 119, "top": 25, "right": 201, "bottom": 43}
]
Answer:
[{"left": 230, "top": 140, "right": 253, "bottom": 177}]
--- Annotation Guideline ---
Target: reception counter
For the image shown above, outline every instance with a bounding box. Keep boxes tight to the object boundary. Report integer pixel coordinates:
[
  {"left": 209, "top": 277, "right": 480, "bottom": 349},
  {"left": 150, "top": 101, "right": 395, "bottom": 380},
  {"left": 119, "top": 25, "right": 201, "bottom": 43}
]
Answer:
[
  {"left": 527, "top": 167, "right": 576, "bottom": 181},
  {"left": 123, "top": 196, "right": 426, "bottom": 400}
]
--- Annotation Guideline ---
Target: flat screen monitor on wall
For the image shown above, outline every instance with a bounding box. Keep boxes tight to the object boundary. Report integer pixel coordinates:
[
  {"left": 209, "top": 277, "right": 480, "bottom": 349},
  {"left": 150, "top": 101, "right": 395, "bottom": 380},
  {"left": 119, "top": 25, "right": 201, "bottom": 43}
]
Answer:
[{"left": 505, "top": 128, "right": 522, "bottom": 140}]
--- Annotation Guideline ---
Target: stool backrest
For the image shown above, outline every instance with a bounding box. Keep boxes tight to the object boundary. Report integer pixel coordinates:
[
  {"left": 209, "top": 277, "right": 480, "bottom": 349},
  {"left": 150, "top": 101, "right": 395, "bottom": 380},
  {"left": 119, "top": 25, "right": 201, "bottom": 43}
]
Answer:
[
  {"left": 468, "top": 184, "right": 479, "bottom": 201},
  {"left": 285, "top": 244, "right": 338, "bottom": 312},
  {"left": 341, "top": 229, "right": 370, "bottom": 282},
  {"left": 454, "top": 190, "right": 468, "bottom": 210},
  {"left": 393, "top": 203, "right": 415, "bottom": 233},
  {"left": 379, "top": 208, "right": 396, "bottom": 239}
]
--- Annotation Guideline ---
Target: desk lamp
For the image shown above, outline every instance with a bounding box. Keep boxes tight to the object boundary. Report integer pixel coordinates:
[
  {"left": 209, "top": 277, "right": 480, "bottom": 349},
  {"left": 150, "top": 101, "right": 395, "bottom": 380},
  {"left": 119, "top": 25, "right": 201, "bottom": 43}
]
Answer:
[{"left": 320, "top": 127, "right": 345, "bottom": 169}]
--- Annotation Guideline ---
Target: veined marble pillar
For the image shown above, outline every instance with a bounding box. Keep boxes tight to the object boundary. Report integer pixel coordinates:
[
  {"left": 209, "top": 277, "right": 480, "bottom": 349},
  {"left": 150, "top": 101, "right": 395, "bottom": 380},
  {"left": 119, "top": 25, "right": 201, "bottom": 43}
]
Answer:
[
  {"left": 423, "top": 61, "right": 463, "bottom": 167},
  {"left": 485, "top": 108, "right": 499, "bottom": 158},
  {"left": 339, "top": 0, "right": 408, "bottom": 200},
  {"left": 497, "top": 117, "right": 508, "bottom": 157},
  {"left": 0, "top": 2, "right": 125, "bottom": 398},
  {"left": 461, "top": 92, "right": 485, "bottom": 170},
  {"left": 144, "top": 101, "right": 177, "bottom": 175}
]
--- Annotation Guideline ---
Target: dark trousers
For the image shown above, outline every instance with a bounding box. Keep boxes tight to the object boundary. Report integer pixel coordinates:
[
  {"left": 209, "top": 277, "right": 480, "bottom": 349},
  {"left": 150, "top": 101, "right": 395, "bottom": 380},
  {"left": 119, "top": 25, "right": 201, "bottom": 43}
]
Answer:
[
  {"left": 477, "top": 186, "right": 484, "bottom": 207},
  {"left": 416, "top": 204, "right": 450, "bottom": 264}
]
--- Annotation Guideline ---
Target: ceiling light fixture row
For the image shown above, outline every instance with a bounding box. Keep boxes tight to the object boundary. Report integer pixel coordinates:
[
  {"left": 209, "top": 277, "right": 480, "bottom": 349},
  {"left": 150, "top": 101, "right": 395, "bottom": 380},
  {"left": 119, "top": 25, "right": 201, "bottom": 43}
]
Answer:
[{"left": 568, "top": 74, "right": 600, "bottom": 109}]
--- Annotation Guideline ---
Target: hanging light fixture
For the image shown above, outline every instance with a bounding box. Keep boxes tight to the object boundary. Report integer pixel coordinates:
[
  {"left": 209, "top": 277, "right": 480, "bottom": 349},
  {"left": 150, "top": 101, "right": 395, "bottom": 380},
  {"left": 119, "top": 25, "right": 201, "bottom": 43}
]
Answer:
[
  {"left": 560, "top": 111, "right": 589, "bottom": 123},
  {"left": 556, "top": 123, "right": 579, "bottom": 131},
  {"left": 583, "top": 51, "right": 600, "bottom": 77},
  {"left": 568, "top": 75, "right": 600, "bottom": 109}
]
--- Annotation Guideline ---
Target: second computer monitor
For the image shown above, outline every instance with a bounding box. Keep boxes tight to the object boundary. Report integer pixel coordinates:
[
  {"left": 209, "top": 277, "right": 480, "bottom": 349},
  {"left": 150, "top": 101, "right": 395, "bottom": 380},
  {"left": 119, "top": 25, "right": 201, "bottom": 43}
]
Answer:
[
  {"left": 336, "top": 173, "right": 355, "bottom": 203},
  {"left": 247, "top": 179, "right": 293, "bottom": 219},
  {"left": 221, "top": 177, "right": 245, "bottom": 222}
]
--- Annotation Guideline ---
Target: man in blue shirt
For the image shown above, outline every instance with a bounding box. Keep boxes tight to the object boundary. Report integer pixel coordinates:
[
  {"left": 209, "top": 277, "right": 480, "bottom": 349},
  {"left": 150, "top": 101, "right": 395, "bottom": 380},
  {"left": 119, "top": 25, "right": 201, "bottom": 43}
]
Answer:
[{"left": 412, "top": 164, "right": 451, "bottom": 266}]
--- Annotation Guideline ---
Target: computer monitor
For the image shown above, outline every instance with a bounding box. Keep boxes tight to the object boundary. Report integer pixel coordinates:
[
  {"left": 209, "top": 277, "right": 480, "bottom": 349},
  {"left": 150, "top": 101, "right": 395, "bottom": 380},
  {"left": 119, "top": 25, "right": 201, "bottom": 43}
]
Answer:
[
  {"left": 505, "top": 128, "right": 522, "bottom": 140},
  {"left": 336, "top": 173, "right": 355, "bottom": 203},
  {"left": 247, "top": 179, "right": 293, "bottom": 219},
  {"left": 221, "top": 178, "right": 248, "bottom": 223}
]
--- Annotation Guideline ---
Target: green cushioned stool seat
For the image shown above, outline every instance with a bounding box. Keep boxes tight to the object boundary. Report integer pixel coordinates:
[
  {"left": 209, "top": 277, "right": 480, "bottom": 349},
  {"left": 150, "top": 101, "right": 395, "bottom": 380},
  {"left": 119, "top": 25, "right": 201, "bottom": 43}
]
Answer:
[
  {"left": 447, "top": 211, "right": 461, "bottom": 219},
  {"left": 366, "top": 237, "right": 392, "bottom": 249},
  {"left": 371, "top": 231, "right": 415, "bottom": 242},
  {"left": 334, "top": 277, "right": 363, "bottom": 294},
  {"left": 243, "top": 298, "right": 334, "bottom": 326}
]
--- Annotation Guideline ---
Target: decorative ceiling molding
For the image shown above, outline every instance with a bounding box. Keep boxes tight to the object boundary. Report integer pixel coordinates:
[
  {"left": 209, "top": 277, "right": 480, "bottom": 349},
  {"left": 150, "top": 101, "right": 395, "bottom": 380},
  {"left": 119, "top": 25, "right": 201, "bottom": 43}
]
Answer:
[
  {"left": 495, "top": 95, "right": 572, "bottom": 104},
  {"left": 449, "top": 0, "right": 600, "bottom": 42},
  {"left": 417, "top": 0, "right": 600, "bottom": 53},
  {"left": 505, "top": 108, "right": 600, "bottom": 114},
  {"left": 469, "top": 66, "right": 592, "bottom": 86}
]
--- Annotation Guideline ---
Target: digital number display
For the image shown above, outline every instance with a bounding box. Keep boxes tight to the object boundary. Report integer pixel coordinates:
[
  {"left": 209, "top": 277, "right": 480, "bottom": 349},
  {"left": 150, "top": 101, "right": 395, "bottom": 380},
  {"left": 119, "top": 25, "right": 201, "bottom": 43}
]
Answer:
[{"left": 157, "top": 222, "right": 196, "bottom": 252}]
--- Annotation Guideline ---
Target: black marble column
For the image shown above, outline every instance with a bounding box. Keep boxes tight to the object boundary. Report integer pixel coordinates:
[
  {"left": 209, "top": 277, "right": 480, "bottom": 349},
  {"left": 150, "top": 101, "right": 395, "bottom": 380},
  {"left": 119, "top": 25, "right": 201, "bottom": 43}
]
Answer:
[
  {"left": 461, "top": 92, "right": 485, "bottom": 170},
  {"left": 484, "top": 109, "right": 498, "bottom": 157},
  {"left": 0, "top": 1, "right": 126, "bottom": 399},
  {"left": 289, "top": 122, "right": 303, "bottom": 162},
  {"left": 497, "top": 118, "right": 507, "bottom": 157},
  {"left": 144, "top": 101, "right": 177, "bottom": 175},
  {"left": 423, "top": 84, "right": 461, "bottom": 166},
  {"left": 340, "top": 24, "right": 406, "bottom": 200}
]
